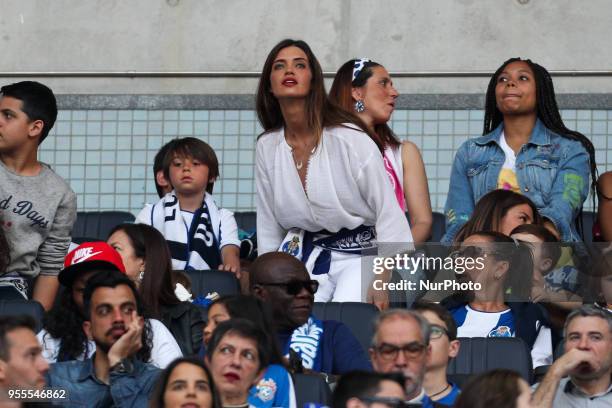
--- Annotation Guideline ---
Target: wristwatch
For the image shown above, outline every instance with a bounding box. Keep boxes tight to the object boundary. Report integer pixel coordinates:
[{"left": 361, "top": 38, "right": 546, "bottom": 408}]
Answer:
[{"left": 110, "top": 358, "right": 134, "bottom": 375}]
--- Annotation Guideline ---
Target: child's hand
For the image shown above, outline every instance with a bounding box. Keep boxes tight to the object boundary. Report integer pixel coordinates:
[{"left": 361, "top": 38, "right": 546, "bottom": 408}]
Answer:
[
  {"left": 220, "top": 245, "right": 241, "bottom": 279},
  {"left": 218, "top": 261, "right": 241, "bottom": 279}
]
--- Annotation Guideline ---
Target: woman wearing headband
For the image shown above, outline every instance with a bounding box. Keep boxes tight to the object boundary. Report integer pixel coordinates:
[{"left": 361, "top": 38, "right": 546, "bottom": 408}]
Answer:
[
  {"left": 330, "top": 59, "right": 432, "bottom": 243},
  {"left": 255, "top": 39, "right": 412, "bottom": 307}
]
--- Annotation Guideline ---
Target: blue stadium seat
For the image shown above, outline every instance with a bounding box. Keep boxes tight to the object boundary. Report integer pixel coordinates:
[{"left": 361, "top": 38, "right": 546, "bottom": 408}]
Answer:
[
  {"left": 293, "top": 373, "right": 332, "bottom": 408},
  {"left": 234, "top": 211, "right": 256, "bottom": 234},
  {"left": 447, "top": 337, "right": 533, "bottom": 384},
  {"left": 183, "top": 269, "right": 240, "bottom": 298},
  {"left": 0, "top": 300, "right": 45, "bottom": 332},
  {"left": 72, "top": 211, "right": 135, "bottom": 241},
  {"left": 312, "top": 302, "right": 379, "bottom": 353},
  {"left": 579, "top": 211, "right": 596, "bottom": 243}
]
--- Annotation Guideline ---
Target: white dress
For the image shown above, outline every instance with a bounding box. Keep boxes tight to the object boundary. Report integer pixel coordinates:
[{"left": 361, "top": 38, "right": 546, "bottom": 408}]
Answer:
[{"left": 256, "top": 124, "right": 413, "bottom": 301}]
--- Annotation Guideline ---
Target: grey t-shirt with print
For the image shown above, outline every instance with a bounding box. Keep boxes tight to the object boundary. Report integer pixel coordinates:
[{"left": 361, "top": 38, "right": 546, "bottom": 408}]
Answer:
[{"left": 0, "top": 160, "right": 76, "bottom": 280}]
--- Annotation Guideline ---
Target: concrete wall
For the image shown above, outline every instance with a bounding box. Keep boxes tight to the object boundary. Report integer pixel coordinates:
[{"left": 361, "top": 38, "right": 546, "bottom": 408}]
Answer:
[{"left": 1, "top": 0, "right": 611, "bottom": 94}]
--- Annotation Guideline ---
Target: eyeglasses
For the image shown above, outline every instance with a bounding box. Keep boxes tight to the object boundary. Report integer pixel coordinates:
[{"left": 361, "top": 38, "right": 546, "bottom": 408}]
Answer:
[
  {"left": 429, "top": 324, "right": 449, "bottom": 340},
  {"left": 373, "top": 342, "right": 427, "bottom": 361},
  {"left": 360, "top": 396, "right": 411, "bottom": 408},
  {"left": 257, "top": 279, "right": 319, "bottom": 295}
]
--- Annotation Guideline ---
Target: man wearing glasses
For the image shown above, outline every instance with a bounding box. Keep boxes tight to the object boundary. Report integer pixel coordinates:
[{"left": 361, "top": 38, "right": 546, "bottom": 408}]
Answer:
[
  {"left": 370, "top": 309, "right": 434, "bottom": 408},
  {"left": 250, "top": 252, "right": 371, "bottom": 375},
  {"left": 413, "top": 302, "right": 461, "bottom": 406}
]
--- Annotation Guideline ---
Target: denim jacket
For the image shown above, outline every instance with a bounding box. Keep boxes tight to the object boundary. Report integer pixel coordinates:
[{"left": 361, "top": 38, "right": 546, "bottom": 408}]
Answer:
[
  {"left": 443, "top": 119, "right": 591, "bottom": 243},
  {"left": 46, "top": 355, "right": 160, "bottom": 407}
]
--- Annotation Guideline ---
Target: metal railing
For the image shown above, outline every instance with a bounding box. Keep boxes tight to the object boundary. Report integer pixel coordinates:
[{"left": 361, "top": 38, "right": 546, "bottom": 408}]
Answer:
[{"left": 1, "top": 70, "right": 612, "bottom": 78}]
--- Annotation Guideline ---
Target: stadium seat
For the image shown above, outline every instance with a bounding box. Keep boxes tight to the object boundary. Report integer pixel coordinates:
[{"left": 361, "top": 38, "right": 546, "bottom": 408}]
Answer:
[
  {"left": 0, "top": 300, "right": 45, "bottom": 332},
  {"left": 447, "top": 337, "right": 533, "bottom": 384},
  {"left": 183, "top": 269, "right": 241, "bottom": 298},
  {"left": 428, "top": 211, "right": 446, "bottom": 242},
  {"left": 234, "top": 211, "right": 256, "bottom": 234},
  {"left": 293, "top": 373, "right": 332, "bottom": 408},
  {"left": 312, "top": 302, "right": 379, "bottom": 352},
  {"left": 579, "top": 211, "right": 596, "bottom": 243},
  {"left": 72, "top": 211, "right": 135, "bottom": 241}
]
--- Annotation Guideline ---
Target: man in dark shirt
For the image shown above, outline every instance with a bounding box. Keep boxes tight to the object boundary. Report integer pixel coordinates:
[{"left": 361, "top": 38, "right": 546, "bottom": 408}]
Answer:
[{"left": 250, "top": 252, "right": 371, "bottom": 375}]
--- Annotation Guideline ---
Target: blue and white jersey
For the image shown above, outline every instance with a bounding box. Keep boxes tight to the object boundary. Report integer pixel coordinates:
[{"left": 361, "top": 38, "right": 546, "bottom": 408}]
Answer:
[
  {"left": 451, "top": 305, "right": 515, "bottom": 338},
  {"left": 248, "top": 364, "right": 296, "bottom": 408},
  {"left": 450, "top": 304, "right": 552, "bottom": 368}
]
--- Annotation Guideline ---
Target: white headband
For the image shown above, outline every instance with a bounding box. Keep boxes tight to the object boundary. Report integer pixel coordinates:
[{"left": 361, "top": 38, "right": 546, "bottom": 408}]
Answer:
[{"left": 352, "top": 58, "right": 371, "bottom": 82}]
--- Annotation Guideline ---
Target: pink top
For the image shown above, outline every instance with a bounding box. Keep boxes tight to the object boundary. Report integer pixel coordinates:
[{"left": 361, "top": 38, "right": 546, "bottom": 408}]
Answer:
[{"left": 383, "top": 148, "right": 406, "bottom": 211}]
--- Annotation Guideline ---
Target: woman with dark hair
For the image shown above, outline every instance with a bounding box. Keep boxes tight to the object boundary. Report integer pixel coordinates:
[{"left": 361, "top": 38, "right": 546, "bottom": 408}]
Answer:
[
  {"left": 453, "top": 369, "right": 533, "bottom": 408},
  {"left": 444, "top": 58, "right": 596, "bottom": 244},
  {"left": 206, "top": 319, "right": 271, "bottom": 408},
  {"left": 443, "top": 231, "right": 552, "bottom": 369},
  {"left": 453, "top": 189, "right": 541, "bottom": 243},
  {"left": 329, "top": 59, "right": 432, "bottom": 243},
  {"left": 255, "top": 39, "right": 412, "bottom": 306},
  {"left": 150, "top": 357, "right": 222, "bottom": 408},
  {"left": 203, "top": 295, "right": 296, "bottom": 408},
  {"left": 107, "top": 223, "right": 204, "bottom": 355}
]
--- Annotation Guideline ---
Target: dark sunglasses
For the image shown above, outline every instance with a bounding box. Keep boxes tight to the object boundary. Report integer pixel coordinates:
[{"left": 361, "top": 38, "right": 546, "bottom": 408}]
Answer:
[{"left": 258, "top": 279, "right": 319, "bottom": 295}]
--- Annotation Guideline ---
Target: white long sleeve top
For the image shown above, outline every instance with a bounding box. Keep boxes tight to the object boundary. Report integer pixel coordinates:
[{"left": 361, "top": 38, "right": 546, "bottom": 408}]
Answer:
[{"left": 256, "top": 124, "right": 413, "bottom": 254}]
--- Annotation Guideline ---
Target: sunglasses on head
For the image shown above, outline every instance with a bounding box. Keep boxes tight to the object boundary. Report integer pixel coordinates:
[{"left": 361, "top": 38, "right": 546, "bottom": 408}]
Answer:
[
  {"left": 450, "top": 245, "right": 501, "bottom": 259},
  {"left": 258, "top": 279, "right": 319, "bottom": 295}
]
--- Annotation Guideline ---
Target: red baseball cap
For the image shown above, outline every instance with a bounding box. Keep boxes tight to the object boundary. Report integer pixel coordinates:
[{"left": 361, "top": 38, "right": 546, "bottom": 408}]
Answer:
[{"left": 59, "top": 242, "right": 126, "bottom": 287}]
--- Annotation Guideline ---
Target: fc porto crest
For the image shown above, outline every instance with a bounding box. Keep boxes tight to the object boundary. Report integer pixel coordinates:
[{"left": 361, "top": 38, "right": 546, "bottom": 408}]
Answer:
[
  {"left": 281, "top": 236, "right": 300, "bottom": 257},
  {"left": 255, "top": 378, "right": 277, "bottom": 402},
  {"left": 488, "top": 325, "right": 513, "bottom": 337}
]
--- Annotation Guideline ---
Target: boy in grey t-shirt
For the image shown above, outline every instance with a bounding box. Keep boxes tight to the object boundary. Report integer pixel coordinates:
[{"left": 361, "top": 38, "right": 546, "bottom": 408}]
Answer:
[{"left": 0, "top": 81, "right": 76, "bottom": 310}]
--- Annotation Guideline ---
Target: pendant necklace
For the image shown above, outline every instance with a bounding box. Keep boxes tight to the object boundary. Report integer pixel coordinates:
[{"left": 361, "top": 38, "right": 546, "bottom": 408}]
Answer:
[
  {"left": 293, "top": 145, "right": 316, "bottom": 170},
  {"left": 288, "top": 134, "right": 316, "bottom": 170}
]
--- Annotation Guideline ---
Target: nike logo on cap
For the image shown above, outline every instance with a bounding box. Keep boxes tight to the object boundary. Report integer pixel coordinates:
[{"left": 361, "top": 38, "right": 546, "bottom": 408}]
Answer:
[{"left": 71, "top": 249, "right": 103, "bottom": 265}]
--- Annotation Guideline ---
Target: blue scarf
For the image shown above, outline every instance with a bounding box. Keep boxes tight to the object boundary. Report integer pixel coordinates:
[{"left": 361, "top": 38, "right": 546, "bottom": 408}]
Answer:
[{"left": 284, "top": 316, "right": 324, "bottom": 371}]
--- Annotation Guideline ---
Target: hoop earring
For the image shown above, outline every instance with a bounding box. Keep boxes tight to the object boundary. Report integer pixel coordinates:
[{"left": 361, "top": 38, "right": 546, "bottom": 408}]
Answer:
[{"left": 354, "top": 100, "right": 365, "bottom": 113}]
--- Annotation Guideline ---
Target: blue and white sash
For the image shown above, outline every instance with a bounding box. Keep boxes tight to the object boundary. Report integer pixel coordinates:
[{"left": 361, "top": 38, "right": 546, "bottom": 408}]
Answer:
[
  {"left": 284, "top": 316, "right": 324, "bottom": 371},
  {"left": 279, "top": 225, "right": 376, "bottom": 275}
]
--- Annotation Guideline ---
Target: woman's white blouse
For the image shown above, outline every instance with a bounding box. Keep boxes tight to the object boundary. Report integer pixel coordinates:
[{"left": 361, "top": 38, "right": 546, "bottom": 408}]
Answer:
[{"left": 256, "top": 124, "right": 413, "bottom": 254}]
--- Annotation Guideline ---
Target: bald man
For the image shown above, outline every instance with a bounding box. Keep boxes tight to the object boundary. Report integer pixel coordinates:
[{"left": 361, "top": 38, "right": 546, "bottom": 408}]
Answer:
[{"left": 251, "top": 252, "right": 371, "bottom": 375}]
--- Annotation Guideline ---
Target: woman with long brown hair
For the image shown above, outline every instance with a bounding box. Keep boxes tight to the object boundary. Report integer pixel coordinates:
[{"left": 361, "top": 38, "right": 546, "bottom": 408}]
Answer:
[
  {"left": 330, "top": 59, "right": 432, "bottom": 243},
  {"left": 255, "top": 39, "right": 412, "bottom": 307}
]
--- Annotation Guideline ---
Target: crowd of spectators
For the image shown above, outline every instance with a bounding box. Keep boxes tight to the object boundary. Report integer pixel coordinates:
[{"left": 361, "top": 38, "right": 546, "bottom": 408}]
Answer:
[{"left": 0, "top": 38, "right": 611, "bottom": 407}]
